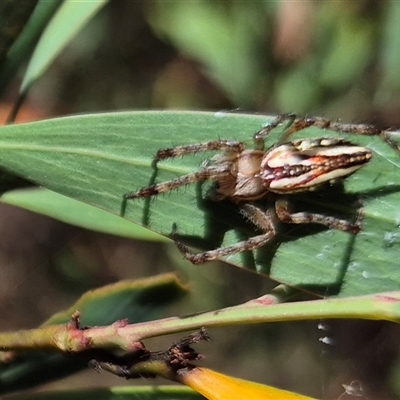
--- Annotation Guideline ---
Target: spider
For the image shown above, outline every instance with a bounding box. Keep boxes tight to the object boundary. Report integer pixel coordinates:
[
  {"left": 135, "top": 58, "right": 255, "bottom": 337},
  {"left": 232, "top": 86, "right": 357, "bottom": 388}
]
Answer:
[{"left": 122, "top": 114, "right": 399, "bottom": 265}]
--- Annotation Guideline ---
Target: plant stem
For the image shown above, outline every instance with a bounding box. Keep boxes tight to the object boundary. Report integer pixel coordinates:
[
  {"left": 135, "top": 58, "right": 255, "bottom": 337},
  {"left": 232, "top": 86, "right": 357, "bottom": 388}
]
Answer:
[{"left": 1, "top": 291, "right": 399, "bottom": 354}]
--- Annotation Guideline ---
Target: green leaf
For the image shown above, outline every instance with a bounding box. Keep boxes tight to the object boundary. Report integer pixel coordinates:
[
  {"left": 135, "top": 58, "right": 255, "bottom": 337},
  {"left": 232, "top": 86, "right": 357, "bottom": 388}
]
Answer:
[
  {"left": 20, "top": 0, "right": 108, "bottom": 94},
  {"left": 320, "top": 17, "right": 375, "bottom": 88},
  {"left": 44, "top": 273, "right": 188, "bottom": 326},
  {"left": 376, "top": 1, "right": 400, "bottom": 95},
  {"left": 149, "top": 2, "right": 265, "bottom": 103},
  {"left": 6, "top": 386, "right": 204, "bottom": 400},
  {"left": 0, "top": 0, "right": 63, "bottom": 95},
  {"left": 0, "top": 274, "right": 188, "bottom": 394},
  {"left": 0, "top": 111, "right": 398, "bottom": 297},
  {"left": 0, "top": 0, "right": 39, "bottom": 66},
  {"left": 1, "top": 187, "right": 167, "bottom": 241}
]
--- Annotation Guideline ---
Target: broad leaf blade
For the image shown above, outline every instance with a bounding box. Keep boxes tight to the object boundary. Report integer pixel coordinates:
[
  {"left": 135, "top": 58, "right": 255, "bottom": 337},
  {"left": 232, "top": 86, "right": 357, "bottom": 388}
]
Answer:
[{"left": 0, "top": 111, "right": 398, "bottom": 296}]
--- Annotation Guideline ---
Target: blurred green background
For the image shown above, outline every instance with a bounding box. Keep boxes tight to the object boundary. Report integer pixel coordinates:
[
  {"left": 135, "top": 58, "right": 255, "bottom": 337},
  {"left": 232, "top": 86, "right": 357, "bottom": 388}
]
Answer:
[
  {"left": 1, "top": 1, "right": 400, "bottom": 399},
  {"left": 29, "top": 1, "right": 400, "bottom": 122}
]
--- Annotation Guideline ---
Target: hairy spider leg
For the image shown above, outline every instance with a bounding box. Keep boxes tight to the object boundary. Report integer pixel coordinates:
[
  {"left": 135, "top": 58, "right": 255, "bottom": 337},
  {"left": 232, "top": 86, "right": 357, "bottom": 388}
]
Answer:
[
  {"left": 253, "top": 113, "right": 296, "bottom": 150},
  {"left": 255, "top": 114, "right": 400, "bottom": 153},
  {"left": 154, "top": 139, "right": 245, "bottom": 163},
  {"left": 173, "top": 204, "right": 277, "bottom": 265},
  {"left": 121, "top": 140, "right": 245, "bottom": 216},
  {"left": 174, "top": 199, "right": 363, "bottom": 265},
  {"left": 124, "top": 168, "right": 231, "bottom": 200},
  {"left": 274, "top": 199, "right": 363, "bottom": 235}
]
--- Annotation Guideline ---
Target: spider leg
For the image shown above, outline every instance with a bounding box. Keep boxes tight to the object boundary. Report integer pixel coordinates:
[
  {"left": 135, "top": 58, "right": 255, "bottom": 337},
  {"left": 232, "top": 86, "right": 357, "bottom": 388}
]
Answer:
[
  {"left": 275, "top": 199, "right": 363, "bottom": 234},
  {"left": 121, "top": 140, "right": 244, "bottom": 216},
  {"left": 173, "top": 203, "right": 277, "bottom": 265},
  {"left": 239, "top": 203, "right": 278, "bottom": 232},
  {"left": 124, "top": 169, "right": 230, "bottom": 200},
  {"left": 253, "top": 113, "right": 296, "bottom": 150},
  {"left": 154, "top": 140, "right": 245, "bottom": 164},
  {"left": 257, "top": 114, "right": 400, "bottom": 153},
  {"left": 289, "top": 116, "right": 400, "bottom": 153}
]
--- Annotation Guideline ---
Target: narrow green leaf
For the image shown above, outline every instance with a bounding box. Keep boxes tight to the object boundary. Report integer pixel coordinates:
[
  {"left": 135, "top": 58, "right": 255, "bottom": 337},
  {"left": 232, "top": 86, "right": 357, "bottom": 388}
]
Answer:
[
  {"left": 43, "top": 273, "right": 188, "bottom": 326},
  {"left": 0, "top": 111, "right": 398, "bottom": 297},
  {"left": 20, "top": 0, "right": 108, "bottom": 94},
  {"left": 376, "top": 1, "right": 400, "bottom": 97},
  {"left": 0, "top": 0, "right": 39, "bottom": 65},
  {"left": 0, "top": 0, "right": 63, "bottom": 95},
  {"left": 320, "top": 18, "right": 375, "bottom": 88},
  {"left": 1, "top": 187, "right": 167, "bottom": 241},
  {"left": 0, "top": 274, "right": 188, "bottom": 394},
  {"left": 149, "top": 2, "right": 264, "bottom": 103},
  {"left": 6, "top": 385, "right": 203, "bottom": 400}
]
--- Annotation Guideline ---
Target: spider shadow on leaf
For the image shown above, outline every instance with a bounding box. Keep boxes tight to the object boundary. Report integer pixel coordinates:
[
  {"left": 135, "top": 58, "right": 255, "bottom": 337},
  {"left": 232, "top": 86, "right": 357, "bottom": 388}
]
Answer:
[
  {"left": 297, "top": 182, "right": 400, "bottom": 295},
  {"left": 171, "top": 181, "right": 400, "bottom": 295},
  {"left": 172, "top": 181, "right": 357, "bottom": 269}
]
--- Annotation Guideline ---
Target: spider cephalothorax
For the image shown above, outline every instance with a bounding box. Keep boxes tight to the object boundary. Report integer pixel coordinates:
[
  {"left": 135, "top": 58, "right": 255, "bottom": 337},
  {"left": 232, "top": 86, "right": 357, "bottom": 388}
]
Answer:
[
  {"left": 123, "top": 114, "right": 397, "bottom": 264},
  {"left": 207, "top": 137, "right": 371, "bottom": 203}
]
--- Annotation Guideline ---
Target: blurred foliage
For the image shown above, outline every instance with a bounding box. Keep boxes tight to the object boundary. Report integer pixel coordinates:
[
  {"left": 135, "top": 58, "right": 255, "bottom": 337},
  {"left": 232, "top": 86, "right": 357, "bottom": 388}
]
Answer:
[
  {"left": 144, "top": 1, "right": 400, "bottom": 122},
  {"left": 7, "top": 386, "right": 204, "bottom": 400},
  {"left": 38, "top": 0, "right": 399, "bottom": 123},
  {"left": 0, "top": 0, "right": 62, "bottom": 96},
  {"left": 0, "top": 1, "right": 400, "bottom": 399},
  {"left": 0, "top": 0, "right": 39, "bottom": 65},
  {"left": 0, "top": 275, "right": 188, "bottom": 393}
]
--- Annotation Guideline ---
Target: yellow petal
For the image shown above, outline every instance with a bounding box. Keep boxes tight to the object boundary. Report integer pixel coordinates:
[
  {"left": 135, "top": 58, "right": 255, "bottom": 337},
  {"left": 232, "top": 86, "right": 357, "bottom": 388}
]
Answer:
[{"left": 178, "top": 367, "right": 318, "bottom": 400}]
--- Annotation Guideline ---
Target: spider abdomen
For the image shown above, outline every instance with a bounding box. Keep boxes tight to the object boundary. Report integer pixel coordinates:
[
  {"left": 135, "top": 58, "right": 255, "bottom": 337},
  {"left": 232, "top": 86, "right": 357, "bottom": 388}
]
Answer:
[{"left": 259, "top": 138, "right": 373, "bottom": 193}]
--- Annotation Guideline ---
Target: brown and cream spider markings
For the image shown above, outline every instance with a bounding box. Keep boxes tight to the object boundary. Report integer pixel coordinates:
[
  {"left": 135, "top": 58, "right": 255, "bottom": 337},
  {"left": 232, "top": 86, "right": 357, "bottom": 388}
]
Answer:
[{"left": 123, "top": 114, "right": 399, "bottom": 265}]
